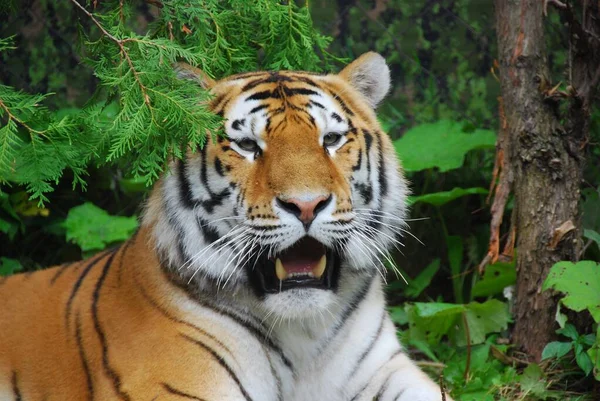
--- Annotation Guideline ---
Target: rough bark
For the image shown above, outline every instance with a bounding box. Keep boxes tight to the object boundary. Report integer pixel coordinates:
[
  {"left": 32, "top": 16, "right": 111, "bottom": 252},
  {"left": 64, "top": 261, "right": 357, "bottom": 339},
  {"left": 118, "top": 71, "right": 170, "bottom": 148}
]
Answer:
[{"left": 494, "top": 0, "right": 587, "bottom": 361}]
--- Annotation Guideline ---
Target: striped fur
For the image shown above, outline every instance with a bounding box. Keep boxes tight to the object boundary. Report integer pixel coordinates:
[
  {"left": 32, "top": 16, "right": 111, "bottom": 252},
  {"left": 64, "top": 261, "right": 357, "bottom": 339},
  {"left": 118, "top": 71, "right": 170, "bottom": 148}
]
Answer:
[{"left": 0, "top": 53, "right": 451, "bottom": 401}]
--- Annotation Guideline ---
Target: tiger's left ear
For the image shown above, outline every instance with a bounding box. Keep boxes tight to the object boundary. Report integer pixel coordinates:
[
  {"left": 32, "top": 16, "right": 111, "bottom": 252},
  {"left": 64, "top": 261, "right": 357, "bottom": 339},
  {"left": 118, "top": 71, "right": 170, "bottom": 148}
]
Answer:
[
  {"left": 338, "top": 52, "right": 390, "bottom": 109},
  {"left": 174, "top": 62, "right": 216, "bottom": 89}
]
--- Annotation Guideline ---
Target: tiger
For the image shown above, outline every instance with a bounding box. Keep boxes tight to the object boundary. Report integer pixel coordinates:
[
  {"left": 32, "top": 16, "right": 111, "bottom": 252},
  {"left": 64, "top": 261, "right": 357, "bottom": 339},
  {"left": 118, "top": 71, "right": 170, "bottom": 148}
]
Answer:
[{"left": 0, "top": 52, "right": 452, "bottom": 401}]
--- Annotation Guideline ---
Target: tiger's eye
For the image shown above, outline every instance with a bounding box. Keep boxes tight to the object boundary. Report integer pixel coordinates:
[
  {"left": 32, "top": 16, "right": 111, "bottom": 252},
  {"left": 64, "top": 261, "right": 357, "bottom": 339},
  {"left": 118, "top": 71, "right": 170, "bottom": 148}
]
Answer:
[
  {"left": 323, "top": 133, "right": 342, "bottom": 147},
  {"left": 237, "top": 138, "right": 259, "bottom": 153}
]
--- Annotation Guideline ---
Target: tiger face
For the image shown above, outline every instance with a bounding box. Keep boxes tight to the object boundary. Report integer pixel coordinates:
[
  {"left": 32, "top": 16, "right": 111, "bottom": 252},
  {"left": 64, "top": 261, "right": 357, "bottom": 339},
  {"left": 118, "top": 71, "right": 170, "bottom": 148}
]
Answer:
[{"left": 149, "top": 52, "right": 408, "bottom": 320}]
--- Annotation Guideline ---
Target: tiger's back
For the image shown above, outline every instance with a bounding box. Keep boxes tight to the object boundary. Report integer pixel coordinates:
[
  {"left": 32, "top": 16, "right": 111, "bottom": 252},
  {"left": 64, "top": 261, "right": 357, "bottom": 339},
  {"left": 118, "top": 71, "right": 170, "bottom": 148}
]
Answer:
[{"left": 0, "top": 53, "right": 451, "bottom": 401}]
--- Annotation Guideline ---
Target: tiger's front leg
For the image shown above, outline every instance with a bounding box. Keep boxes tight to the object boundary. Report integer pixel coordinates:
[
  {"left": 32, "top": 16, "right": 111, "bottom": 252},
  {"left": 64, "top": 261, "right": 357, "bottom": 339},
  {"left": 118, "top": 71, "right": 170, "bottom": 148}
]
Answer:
[{"left": 353, "top": 351, "right": 452, "bottom": 401}]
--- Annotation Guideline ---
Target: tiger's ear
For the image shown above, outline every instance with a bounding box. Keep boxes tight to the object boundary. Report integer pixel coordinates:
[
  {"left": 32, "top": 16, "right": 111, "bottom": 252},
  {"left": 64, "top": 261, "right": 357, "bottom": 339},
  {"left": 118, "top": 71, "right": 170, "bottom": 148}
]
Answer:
[
  {"left": 338, "top": 52, "right": 390, "bottom": 108},
  {"left": 174, "top": 62, "right": 216, "bottom": 89}
]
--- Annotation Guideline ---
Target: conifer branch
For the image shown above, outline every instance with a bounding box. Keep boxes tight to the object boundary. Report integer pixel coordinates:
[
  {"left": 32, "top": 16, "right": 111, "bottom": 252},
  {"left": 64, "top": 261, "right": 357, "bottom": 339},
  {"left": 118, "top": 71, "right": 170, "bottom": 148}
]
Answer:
[
  {"left": 69, "top": 0, "right": 151, "bottom": 107},
  {"left": 0, "top": 99, "right": 39, "bottom": 134}
]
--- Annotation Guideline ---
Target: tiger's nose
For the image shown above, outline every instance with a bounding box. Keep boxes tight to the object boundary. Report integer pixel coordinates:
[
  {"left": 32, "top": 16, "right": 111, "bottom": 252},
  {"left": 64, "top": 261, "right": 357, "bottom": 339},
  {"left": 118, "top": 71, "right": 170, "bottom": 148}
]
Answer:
[{"left": 276, "top": 195, "right": 333, "bottom": 228}]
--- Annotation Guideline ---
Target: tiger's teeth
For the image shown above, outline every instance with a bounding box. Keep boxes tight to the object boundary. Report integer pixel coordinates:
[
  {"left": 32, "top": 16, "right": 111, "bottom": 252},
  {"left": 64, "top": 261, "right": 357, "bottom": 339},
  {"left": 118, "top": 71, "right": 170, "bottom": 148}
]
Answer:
[
  {"left": 313, "top": 255, "right": 327, "bottom": 279},
  {"left": 275, "top": 258, "right": 287, "bottom": 280}
]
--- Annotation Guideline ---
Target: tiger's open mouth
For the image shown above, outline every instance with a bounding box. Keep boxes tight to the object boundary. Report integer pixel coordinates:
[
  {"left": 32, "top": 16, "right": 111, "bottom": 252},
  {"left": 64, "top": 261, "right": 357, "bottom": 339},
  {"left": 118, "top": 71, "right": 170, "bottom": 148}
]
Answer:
[{"left": 246, "top": 237, "right": 340, "bottom": 294}]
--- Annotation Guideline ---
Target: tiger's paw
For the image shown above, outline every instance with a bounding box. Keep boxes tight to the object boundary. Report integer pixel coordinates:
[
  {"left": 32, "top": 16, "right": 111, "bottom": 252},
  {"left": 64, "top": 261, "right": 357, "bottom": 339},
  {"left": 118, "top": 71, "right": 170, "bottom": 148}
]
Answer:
[{"left": 393, "top": 387, "right": 453, "bottom": 401}]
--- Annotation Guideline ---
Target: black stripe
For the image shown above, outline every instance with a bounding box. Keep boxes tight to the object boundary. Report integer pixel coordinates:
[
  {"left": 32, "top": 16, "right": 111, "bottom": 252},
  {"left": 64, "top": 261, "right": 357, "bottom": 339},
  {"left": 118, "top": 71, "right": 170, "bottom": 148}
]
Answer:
[
  {"left": 290, "top": 75, "right": 321, "bottom": 87},
  {"left": 196, "top": 217, "right": 221, "bottom": 244},
  {"left": 198, "top": 300, "right": 294, "bottom": 372},
  {"left": 350, "top": 348, "right": 404, "bottom": 401},
  {"left": 318, "top": 275, "right": 374, "bottom": 353},
  {"left": 90, "top": 251, "right": 130, "bottom": 401},
  {"left": 50, "top": 262, "right": 73, "bottom": 285},
  {"left": 231, "top": 119, "right": 245, "bottom": 131},
  {"left": 373, "top": 371, "right": 395, "bottom": 401},
  {"left": 162, "top": 383, "right": 207, "bottom": 400},
  {"left": 264, "top": 349, "right": 283, "bottom": 401},
  {"left": 214, "top": 157, "right": 225, "bottom": 176},
  {"left": 164, "top": 210, "right": 189, "bottom": 266},
  {"left": 331, "top": 112, "right": 342, "bottom": 122},
  {"left": 393, "top": 390, "right": 407, "bottom": 401},
  {"left": 376, "top": 133, "right": 388, "bottom": 198},
  {"left": 246, "top": 90, "right": 280, "bottom": 101},
  {"left": 241, "top": 73, "right": 294, "bottom": 91},
  {"left": 137, "top": 282, "right": 236, "bottom": 360},
  {"left": 11, "top": 371, "right": 22, "bottom": 401},
  {"left": 354, "top": 182, "right": 373, "bottom": 204},
  {"left": 282, "top": 87, "right": 319, "bottom": 97},
  {"left": 163, "top": 270, "right": 294, "bottom": 373},
  {"left": 363, "top": 129, "right": 373, "bottom": 178},
  {"left": 330, "top": 91, "right": 355, "bottom": 116},
  {"left": 347, "top": 311, "right": 386, "bottom": 380},
  {"left": 199, "top": 143, "right": 215, "bottom": 196},
  {"left": 309, "top": 100, "right": 324, "bottom": 109},
  {"left": 241, "top": 78, "right": 268, "bottom": 91},
  {"left": 178, "top": 158, "right": 196, "bottom": 209},
  {"left": 200, "top": 188, "right": 231, "bottom": 214},
  {"left": 76, "top": 313, "right": 94, "bottom": 401},
  {"left": 250, "top": 104, "right": 268, "bottom": 114},
  {"left": 351, "top": 144, "right": 362, "bottom": 171},
  {"left": 116, "top": 235, "right": 136, "bottom": 283},
  {"left": 181, "top": 334, "right": 253, "bottom": 401},
  {"left": 65, "top": 250, "right": 112, "bottom": 331}
]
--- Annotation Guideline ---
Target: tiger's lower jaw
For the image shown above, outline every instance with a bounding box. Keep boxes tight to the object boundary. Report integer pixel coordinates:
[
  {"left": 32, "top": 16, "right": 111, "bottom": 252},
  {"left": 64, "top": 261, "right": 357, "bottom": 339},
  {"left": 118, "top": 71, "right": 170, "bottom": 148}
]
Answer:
[{"left": 246, "top": 237, "right": 341, "bottom": 296}]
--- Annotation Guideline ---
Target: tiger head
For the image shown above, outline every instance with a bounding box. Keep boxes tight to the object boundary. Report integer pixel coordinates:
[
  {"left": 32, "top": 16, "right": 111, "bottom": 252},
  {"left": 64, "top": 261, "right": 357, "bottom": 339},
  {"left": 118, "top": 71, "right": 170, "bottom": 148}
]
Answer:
[{"left": 146, "top": 52, "right": 408, "bottom": 320}]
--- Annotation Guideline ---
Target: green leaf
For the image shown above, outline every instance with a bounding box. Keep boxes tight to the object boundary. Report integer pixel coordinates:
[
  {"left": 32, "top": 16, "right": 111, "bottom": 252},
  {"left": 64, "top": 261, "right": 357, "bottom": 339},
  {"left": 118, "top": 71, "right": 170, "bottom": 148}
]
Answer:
[
  {"left": 587, "top": 326, "right": 600, "bottom": 381},
  {"left": 471, "top": 260, "right": 516, "bottom": 298},
  {"left": 519, "top": 363, "right": 547, "bottom": 396},
  {"left": 541, "top": 341, "right": 572, "bottom": 360},
  {"left": 575, "top": 346, "right": 593, "bottom": 375},
  {"left": 414, "top": 302, "right": 466, "bottom": 317},
  {"left": 583, "top": 229, "right": 600, "bottom": 252},
  {"left": 404, "top": 258, "right": 440, "bottom": 298},
  {"left": 394, "top": 120, "right": 496, "bottom": 172},
  {"left": 554, "top": 301, "right": 568, "bottom": 328},
  {"left": 0, "top": 257, "right": 23, "bottom": 276},
  {"left": 406, "top": 303, "right": 461, "bottom": 344},
  {"left": 409, "top": 187, "right": 488, "bottom": 207},
  {"left": 543, "top": 260, "right": 600, "bottom": 322},
  {"left": 63, "top": 202, "right": 138, "bottom": 252},
  {"left": 452, "top": 299, "right": 511, "bottom": 346},
  {"left": 556, "top": 324, "right": 579, "bottom": 341},
  {"left": 388, "top": 306, "right": 408, "bottom": 325}
]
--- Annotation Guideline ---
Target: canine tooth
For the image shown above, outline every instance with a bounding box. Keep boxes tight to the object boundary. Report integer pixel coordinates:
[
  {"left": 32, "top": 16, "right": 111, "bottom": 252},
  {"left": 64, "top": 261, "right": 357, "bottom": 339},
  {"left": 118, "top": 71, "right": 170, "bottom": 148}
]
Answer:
[
  {"left": 275, "top": 258, "right": 287, "bottom": 280},
  {"left": 313, "top": 255, "right": 327, "bottom": 279}
]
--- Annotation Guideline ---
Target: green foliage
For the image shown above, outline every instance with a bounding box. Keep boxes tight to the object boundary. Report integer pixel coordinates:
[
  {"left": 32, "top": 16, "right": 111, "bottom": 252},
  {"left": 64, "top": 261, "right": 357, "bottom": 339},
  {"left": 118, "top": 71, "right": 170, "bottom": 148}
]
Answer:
[
  {"left": 403, "top": 299, "right": 510, "bottom": 347},
  {"left": 393, "top": 120, "right": 496, "bottom": 173},
  {"left": 0, "top": 0, "right": 333, "bottom": 203},
  {"left": 409, "top": 187, "right": 488, "bottom": 207},
  {"left": 471, "top": 261, "right": 516, "bottom": 298},
  {"left": 0, "top": 257, "right": 23, "bottom": 276},
  {"left": 542, "top": 324, "right": 597, "bottom": 377},
  {"left": 543, "top": 261, "right": 600, "bottom": 380},
  {"left": 543, "top": 261, "right": 600, "bottom": 323},
  {"left": 63, "top": 202, "right": 138, "bottom": 252},
  {"left": 0, "top": 84, "right": 92, "bottom": 203}
]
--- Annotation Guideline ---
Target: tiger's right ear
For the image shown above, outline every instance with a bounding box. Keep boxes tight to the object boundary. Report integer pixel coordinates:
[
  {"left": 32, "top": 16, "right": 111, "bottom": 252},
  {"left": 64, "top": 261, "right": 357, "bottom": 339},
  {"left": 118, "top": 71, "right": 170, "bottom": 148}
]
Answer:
[{"left": 174, "top": 62, "right": 216, "bottom": 89}]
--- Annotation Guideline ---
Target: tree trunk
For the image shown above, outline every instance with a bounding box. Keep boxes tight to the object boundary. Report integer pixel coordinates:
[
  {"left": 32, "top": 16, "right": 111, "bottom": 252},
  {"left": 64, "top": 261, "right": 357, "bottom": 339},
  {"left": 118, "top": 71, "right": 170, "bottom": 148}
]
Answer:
[{"left": 494, "top": 0, "right": 586, "bottom": 361}]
